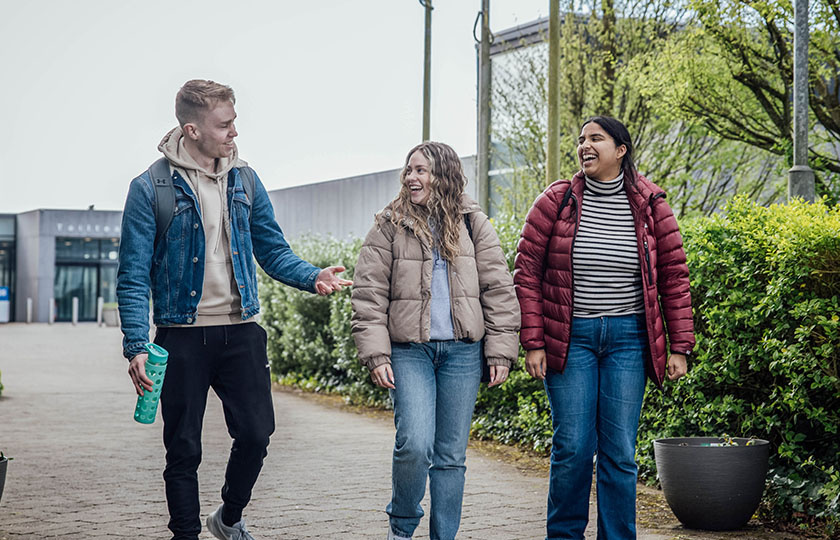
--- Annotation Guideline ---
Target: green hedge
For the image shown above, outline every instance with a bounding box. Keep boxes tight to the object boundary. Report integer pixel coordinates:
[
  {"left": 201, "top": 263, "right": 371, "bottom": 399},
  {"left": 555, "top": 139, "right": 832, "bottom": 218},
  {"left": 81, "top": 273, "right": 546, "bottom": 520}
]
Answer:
[
  {"left": 259, "top": 236, "right": 390, "bottom": 408},
  {"left": 259, "top": 197, "right": 840, "bottom": 529},
  {"left": 638, "top": 196, "right": 840, "bottom": 527}
]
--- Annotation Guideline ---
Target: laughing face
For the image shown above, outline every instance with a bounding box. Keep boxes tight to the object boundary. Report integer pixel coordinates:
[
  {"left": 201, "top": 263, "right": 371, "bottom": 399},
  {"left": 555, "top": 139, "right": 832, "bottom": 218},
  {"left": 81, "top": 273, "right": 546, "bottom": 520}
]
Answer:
[
  {"left": 577, "top": 121, "right": 626, "bottom": 181},
  {"left": 404, "top": 150, "right": 432, "bottom": 205}
]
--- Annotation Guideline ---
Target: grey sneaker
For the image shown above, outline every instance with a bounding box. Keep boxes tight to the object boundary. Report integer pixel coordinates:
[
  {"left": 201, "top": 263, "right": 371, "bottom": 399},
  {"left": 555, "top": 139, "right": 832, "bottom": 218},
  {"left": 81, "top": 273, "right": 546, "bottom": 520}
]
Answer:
[{"left": 206, "top": 504, "right": 256, "bottom": 540}]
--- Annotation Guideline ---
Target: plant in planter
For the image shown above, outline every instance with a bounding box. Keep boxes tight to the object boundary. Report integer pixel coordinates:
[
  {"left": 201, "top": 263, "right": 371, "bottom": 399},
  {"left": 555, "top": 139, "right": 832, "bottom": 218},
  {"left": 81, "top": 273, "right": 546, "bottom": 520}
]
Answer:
[
  {"left": 0, "top": 451, "right": 11, "bottom": 504},
  {"left": 654, "top": 435, "right": 770, "bottom": 531}
]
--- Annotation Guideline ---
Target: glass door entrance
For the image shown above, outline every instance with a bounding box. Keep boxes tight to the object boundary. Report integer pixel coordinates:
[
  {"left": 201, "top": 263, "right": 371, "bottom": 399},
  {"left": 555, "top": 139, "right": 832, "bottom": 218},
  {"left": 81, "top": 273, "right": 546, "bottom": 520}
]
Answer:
[
  {"left": 54, "top": 236, "right": 120, "bottom": 323},
  {"left": 54, "top": 264, "right": 98, "bottom": 321}
]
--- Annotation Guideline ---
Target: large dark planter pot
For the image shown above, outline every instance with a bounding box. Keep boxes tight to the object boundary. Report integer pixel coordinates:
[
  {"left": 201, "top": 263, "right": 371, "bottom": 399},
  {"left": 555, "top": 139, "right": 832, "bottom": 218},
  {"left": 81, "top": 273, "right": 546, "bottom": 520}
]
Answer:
[
  {"left": 0, "top": 456, "right": 7, "bottom": 504},
  {"left": 654, "top": 437, "right": 770, "bottom": 531}
]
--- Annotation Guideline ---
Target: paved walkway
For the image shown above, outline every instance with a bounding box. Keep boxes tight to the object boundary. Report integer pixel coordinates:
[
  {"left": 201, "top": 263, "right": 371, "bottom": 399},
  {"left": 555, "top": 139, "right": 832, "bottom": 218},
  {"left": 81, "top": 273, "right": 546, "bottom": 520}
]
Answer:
[{"left": 0, "top": 324, "right": 796, "bottom": 539}]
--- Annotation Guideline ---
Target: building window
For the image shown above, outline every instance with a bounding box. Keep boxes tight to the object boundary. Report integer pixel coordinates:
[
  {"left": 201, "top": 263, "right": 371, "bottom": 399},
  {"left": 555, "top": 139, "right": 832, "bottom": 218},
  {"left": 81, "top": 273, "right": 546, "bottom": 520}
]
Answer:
[
  {"left": 0, "top": 215, "right": 16, "bottom": 321},
  {"left": 54, "top": 237, "right": 120, "bottom": 322}
]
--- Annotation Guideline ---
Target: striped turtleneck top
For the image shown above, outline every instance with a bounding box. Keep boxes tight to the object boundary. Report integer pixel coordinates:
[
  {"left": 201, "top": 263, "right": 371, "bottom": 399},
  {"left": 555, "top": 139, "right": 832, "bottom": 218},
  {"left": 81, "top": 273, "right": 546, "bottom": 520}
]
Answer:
[{"left": 572, "top": 174, "right": 644, "bottom": 318}]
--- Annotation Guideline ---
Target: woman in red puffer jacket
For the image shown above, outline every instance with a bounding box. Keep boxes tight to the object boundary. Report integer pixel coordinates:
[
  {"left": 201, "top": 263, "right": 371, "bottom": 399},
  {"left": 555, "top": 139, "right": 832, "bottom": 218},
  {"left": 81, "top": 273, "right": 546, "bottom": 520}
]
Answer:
[{"left": 514, "top": 116, "right": 694, "bottom": 540}]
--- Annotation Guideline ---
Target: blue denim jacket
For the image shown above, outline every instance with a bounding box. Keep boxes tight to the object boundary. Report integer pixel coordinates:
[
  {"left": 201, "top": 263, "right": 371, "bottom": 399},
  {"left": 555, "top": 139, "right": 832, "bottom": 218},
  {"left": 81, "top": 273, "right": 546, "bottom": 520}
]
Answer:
[{"left": 117, "top": 165, "right": 320, "bottom": 359}]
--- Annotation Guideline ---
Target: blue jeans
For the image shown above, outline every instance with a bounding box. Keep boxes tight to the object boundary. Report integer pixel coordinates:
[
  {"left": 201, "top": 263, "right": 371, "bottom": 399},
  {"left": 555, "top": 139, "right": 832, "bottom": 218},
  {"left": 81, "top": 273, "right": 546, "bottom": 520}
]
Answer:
[
  {"left": 387, "top": 340, "right": 482, "bottom": 540},
  {"left": 544, "top": 315, "right": 648, "bottom": 540}
]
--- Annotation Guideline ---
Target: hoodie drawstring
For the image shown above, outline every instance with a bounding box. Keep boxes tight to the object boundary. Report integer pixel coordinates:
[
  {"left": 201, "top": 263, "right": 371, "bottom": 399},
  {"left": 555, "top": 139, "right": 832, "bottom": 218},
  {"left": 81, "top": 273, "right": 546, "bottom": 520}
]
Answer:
[
  {"left": 213, "top": 176, "right": 228, "bottom": 255},
  {"left": 202, "top": 327, "right": 207, "bottom": 346}
]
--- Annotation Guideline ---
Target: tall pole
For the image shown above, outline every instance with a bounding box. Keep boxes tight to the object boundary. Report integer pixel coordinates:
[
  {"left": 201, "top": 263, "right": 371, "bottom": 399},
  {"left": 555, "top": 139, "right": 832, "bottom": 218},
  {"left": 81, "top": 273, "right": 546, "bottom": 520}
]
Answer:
[
  {"left": 422, "top": 0, "right": 433, "bottom": 141},
  {"left": 788, "top": 0, "right": 815, "bottom": 201},
  {"left": 477, "top": 0, "right": 492, "bottom": 212},
  {"left": 546, "top": 0, "right": 561, "bottom": 186}
]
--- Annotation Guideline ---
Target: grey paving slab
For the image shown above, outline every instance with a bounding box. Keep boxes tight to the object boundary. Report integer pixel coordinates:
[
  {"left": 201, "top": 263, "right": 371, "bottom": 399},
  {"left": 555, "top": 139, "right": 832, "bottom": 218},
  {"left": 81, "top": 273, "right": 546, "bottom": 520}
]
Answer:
[{"left": 0, "top": 324, "right": 798, "bottom": 540}]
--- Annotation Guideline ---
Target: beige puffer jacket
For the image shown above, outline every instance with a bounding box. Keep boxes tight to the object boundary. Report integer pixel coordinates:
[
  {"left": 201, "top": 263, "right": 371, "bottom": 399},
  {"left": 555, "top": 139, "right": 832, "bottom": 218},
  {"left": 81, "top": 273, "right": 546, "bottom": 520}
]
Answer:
[{"left": 351, "top": 195, "right": 521, "bottom": 370}]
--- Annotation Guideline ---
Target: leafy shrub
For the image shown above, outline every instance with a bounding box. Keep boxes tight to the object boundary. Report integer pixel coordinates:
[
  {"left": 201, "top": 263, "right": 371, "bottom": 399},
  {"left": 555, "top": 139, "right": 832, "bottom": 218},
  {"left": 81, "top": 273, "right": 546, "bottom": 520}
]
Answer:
[
  {"left": 259, "top": 199, "right": 840, "bottom": 529},
  {"left": 259, "top": 235, "right": 390, "bottom": 408},
  {"left": 637, "top": 196, "right": 840, "bottom": 529},
  {"left": 0, "top": 367, "right": 3, "bottom": 396}
]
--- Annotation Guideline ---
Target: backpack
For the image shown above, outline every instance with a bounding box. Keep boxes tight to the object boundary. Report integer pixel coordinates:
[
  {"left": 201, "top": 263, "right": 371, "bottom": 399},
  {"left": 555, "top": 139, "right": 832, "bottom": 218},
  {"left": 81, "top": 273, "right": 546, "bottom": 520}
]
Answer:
[
  {"left": 556, "top": 180, "right": 575, "bottom": 220},
  {"left": 147, "top": 157, "right": 256, "bottom": 247}
]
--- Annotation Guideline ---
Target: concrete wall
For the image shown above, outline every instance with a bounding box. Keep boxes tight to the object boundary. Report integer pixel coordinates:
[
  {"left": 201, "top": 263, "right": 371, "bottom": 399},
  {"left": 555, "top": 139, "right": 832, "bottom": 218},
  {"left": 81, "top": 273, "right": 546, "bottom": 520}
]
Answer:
[
  {"left": 15, "top": 211, "right": 45, "bottom": 322},
  {"left": 268, "top": 156, "right": 477, "bottom": 240}
]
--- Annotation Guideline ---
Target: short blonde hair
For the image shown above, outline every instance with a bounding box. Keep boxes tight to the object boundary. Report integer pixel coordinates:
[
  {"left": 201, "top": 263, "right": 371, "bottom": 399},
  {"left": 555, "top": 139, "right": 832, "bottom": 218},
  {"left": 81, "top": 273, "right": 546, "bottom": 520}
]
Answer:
[{"left": 175, "top": 79, "right": 235, "bottom": 126}]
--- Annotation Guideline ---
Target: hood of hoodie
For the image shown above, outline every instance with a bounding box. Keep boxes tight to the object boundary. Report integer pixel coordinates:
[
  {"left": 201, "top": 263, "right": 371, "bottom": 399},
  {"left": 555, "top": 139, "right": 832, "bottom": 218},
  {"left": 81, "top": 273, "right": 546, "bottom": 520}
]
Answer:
[
  {"left": 157, "top": 126, "right": 246, "bottom": 181},
  {"left": 157, "top": 126, "right": 248, "bottom": 254}
]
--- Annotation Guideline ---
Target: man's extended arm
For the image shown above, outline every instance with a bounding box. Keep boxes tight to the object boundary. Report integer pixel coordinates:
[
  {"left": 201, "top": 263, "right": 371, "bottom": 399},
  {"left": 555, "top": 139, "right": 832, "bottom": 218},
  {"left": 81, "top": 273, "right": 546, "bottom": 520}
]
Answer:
[{"left": 247, "top": 170, "right": 351, "bottom": 293}]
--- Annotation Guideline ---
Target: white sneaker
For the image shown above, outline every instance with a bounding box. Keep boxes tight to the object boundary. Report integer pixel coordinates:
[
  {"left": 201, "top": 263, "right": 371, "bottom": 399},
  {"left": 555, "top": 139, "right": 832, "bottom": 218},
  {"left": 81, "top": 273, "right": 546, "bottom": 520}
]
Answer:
[
  {"left": 387, "top": 526, "right": 412, "bottom": 540},
  {"left": 206, "top": 504, "right": 256, "bottom": 540}
]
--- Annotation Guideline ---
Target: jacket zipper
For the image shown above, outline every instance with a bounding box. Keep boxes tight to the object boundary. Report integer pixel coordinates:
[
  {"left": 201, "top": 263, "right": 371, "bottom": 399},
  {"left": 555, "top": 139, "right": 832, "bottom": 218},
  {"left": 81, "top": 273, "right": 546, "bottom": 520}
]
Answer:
[
  {"left": 569, "top": 193, "right": 580, "bottom": 319},
  {"left": 643, "top": 223, "right": 653, "bottom": 285},
  {"left": 446, "top": 258, "right": 462, "bottom": 340}
]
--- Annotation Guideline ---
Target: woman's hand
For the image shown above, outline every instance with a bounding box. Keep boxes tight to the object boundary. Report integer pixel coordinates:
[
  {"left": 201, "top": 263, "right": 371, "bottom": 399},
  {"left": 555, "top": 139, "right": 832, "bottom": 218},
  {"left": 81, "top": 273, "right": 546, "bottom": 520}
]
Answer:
[
  {"left": 487, "top": 365, "right": 509, "bottom": 388},
  {"left": 525, "top": 349, "right": 547, "bottom": 380},
  {"left": 667, "top": 353, "right": 688, "bottom": 380},
  {"left": 370, "top": 363, "right": 396, "bottom": 389}
]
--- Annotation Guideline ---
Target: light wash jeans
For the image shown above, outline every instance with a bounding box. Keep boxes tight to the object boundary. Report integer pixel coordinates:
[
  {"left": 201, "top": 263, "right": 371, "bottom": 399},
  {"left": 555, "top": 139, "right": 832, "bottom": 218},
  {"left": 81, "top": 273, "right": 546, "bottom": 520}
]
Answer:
[
  {"left": 387, "top": 340, "right": 482, "bottom": 540},
  {"left": 544, "top": 314, "right": 649, "bottom": 540}
]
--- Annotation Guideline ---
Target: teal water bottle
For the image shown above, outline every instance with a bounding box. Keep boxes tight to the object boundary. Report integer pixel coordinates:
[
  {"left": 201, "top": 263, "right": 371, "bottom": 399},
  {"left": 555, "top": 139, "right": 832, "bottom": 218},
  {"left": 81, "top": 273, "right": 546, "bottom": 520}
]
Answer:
[{"left": 134, "top": 343, "right": 169, "bottom": 424}]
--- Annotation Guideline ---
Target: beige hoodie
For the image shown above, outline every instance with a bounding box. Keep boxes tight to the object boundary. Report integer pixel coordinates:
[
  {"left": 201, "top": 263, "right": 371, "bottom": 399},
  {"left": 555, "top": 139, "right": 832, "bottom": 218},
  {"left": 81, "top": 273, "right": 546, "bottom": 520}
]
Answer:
[{"left": 158, "top": 126, "right": 250, "bottom": 326}]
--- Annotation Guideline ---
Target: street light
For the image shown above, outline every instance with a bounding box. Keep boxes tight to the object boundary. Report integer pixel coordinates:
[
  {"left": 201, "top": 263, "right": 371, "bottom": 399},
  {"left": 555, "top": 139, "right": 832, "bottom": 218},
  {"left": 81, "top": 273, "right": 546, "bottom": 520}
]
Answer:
[
  {"left": 420, "top": 0, "right": 433, "bottom": 141},
  {"left": 546, "top": 0, "right": 561, "bottom": 186},
  {"left": 476, "top": 0, "right": 491, "bottom": 212}
]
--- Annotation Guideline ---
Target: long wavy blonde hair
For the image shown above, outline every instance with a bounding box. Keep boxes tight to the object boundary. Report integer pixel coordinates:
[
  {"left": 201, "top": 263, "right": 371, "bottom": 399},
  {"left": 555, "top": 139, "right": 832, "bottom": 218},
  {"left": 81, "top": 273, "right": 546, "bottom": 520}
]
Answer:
[{"left": 389, "top": 141, "right": 467, "bottom": 261}]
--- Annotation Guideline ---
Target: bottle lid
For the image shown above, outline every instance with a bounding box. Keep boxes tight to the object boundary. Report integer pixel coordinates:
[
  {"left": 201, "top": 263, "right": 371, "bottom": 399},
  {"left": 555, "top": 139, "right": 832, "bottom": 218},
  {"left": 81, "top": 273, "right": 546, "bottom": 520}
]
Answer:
[{"left": 144, "top": 343, "right": 169, "bottom": 364}]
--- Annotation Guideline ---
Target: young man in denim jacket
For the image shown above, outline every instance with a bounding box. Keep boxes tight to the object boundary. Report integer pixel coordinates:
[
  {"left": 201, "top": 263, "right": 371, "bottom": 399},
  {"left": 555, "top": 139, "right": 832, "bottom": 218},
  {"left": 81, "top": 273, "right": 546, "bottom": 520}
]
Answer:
[{"left": 117, "top": 79, "right": 351, "bottom": 540}]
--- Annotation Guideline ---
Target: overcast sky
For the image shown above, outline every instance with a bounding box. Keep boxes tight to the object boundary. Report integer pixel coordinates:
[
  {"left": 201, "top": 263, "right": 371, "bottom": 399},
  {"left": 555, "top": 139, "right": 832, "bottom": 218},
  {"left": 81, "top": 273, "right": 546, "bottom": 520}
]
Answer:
[{"left": 0, "top": 0, "right": 549, "bottom": 213}]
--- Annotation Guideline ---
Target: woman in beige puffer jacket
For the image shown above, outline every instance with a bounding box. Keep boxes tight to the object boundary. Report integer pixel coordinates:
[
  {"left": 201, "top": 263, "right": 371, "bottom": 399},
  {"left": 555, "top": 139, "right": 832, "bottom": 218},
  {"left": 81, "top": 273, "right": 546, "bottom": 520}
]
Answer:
[{"left": 351, "top": 142, "right": 520, "bottom": 540}]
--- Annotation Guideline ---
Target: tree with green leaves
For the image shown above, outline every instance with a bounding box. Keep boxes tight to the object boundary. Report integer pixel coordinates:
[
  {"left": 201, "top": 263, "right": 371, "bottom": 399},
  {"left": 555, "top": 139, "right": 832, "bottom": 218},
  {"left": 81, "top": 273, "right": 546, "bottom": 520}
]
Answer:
[
  {"left": 633, "top": 0, "right": 840, "bottom": 196},
  {"left": 489, "top": 0, "right": 784, "bottom": 218}
]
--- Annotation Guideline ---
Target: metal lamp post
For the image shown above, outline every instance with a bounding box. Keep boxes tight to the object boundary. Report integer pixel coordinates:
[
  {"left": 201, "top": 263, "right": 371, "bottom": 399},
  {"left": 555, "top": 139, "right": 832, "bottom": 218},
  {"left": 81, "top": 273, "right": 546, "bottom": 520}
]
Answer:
[
  {"left": 546, "top": 0, "right": 561, "bottom": 186},
  {"left": 421, "top": 0, "right": 433, "bottom": 142}
]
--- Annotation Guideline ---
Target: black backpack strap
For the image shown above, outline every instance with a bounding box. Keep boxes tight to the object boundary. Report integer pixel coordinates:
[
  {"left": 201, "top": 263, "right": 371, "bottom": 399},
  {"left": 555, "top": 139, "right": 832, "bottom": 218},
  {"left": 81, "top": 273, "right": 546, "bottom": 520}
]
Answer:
[
  {"left": 237, "top": 166, "right": 257, "bottom": 225},
  {"left": 464, "top": 212, "right": 473, "bottom": 242},
  {"left": 557, "top": 182, "right": 574, "bottom": 219},
  {"left": 238, "top": 166, "right": 256, "bottom": 207},
  {"left": 149, "top": 157, "right": 174, "bottom": 248}
]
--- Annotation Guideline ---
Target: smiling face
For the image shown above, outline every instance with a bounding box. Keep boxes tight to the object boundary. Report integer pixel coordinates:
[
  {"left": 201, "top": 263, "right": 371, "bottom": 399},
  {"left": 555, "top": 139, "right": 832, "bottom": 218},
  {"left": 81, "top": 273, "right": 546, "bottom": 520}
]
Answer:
[
  {"left": 187, "top": 100, "right": 238, "bottom": 162},
  {"left": 577, "top": 121, "right": 626, "bottom": 181},
  {"left": 404, "top": 150, "right": 433, "bottom": 205}
]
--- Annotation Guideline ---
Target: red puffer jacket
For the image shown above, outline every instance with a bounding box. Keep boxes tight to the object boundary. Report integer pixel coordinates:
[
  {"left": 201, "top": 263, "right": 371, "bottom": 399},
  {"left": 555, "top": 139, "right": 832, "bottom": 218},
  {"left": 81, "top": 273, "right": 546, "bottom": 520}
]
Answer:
[{"left": 514, "top": 171, "right": 695, "bottom": 387}]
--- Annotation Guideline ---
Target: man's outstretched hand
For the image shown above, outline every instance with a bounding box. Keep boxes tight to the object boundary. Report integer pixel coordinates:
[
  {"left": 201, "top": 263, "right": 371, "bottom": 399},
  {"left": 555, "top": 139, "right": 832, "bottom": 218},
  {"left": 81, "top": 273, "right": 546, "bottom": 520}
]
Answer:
[{"left": 315, "top": 266, "right": 353, "bottom": 295}]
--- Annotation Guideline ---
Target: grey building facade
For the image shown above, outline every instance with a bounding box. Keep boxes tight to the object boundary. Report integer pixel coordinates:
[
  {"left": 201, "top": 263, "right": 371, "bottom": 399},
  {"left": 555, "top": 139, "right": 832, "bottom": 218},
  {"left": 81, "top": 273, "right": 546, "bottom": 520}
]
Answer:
[
  {"left": 14, "top": 209, "right": 121, "bottom": 323},
  {"left": 269, "top": 155, "right": 477, "bottom": 239},
  {"left": 4, "top": 155, "right": 478, "bottom": 323}
]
